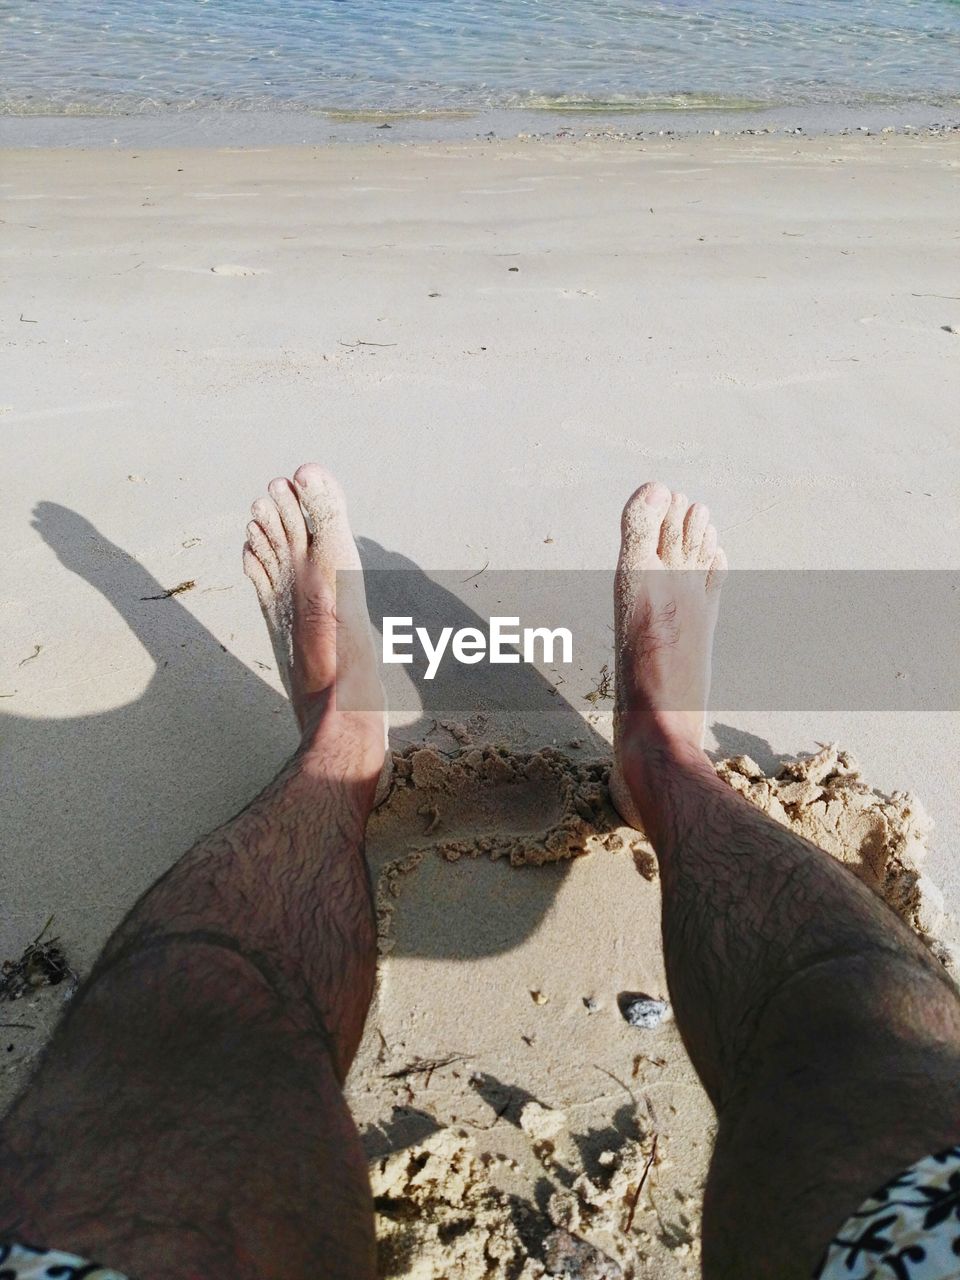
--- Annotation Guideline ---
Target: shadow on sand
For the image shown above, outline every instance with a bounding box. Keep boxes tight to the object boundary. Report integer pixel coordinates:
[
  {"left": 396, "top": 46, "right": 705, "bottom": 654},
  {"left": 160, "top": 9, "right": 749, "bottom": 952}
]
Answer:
[{"left": 4, "top": 504, "right": 620, "bottom": 971}]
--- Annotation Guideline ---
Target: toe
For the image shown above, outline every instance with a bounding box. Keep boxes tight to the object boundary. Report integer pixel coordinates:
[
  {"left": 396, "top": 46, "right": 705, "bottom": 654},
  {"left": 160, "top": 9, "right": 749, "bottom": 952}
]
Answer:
[
  {"left": 707, "top": 547, "right": 728, "bottom": 593},
  {"left": 243, "top": 544, "right": 273, "bottom": 605},
  {"left": 682, "top": 502, "right": 710, "bottom": 563},
  {"left": 267, "top": 477, "right": 309, "bottom": 558},
  {"left": 292, "top": 463, "right": 362, "bottom": 570},
  {"left": 293, "top": 461, "right": 344, "bottom": 502},
  {"left": 698, "top": 523, "right": 718, "bottom": 569},
  {"left": 658, "top": 492, "right": 689, "bottom": 566},
  {"left": 619, "top": 481, "right": 672, "bottom": 565},
  {"left": 246, "top": 520, "right": 280, "bottom": 584},
  {"left": 251, "top": 497, "right": 287, "bottom": 560}
]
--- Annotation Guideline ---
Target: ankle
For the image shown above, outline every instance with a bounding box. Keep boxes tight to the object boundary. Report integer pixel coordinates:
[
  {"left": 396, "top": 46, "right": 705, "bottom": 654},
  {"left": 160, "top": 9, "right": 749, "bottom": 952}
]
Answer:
[
  {"left": 619, "top": 717, "right": 715, "bottom": 827},
  {"left": 297, "top": 703, "right": 385, "bottom": 797},
  {"left": 621, "top": 705, "right": 705, "bottom": 765}
]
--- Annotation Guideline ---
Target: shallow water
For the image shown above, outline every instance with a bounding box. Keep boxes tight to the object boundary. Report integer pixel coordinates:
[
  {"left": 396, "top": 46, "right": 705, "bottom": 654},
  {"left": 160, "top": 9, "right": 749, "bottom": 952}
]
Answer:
[{"left": 2, "top": 0, "right": 960, "bottom": 117}]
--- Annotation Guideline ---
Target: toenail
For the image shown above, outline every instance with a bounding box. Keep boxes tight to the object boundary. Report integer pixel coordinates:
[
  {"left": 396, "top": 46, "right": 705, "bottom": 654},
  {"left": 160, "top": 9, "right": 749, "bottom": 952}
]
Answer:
[{"left": 645, "top": 485, "right": 668, "bottom": 506}]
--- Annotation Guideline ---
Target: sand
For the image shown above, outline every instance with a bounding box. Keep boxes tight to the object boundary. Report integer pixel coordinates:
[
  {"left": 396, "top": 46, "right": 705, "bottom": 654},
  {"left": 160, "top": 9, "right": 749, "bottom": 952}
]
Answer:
[{"left": 2, "top": 132, "right": 959, "bottom": 1273}]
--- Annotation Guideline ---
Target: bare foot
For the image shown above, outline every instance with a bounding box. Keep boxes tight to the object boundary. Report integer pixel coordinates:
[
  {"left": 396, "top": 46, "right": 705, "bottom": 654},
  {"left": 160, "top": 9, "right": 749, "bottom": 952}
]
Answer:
[
  {"left": 610, "top": 482, "right": 727, "bottom": 828},
  {"left": 243, "top": 463, "right": 388, "bottom": 791}
]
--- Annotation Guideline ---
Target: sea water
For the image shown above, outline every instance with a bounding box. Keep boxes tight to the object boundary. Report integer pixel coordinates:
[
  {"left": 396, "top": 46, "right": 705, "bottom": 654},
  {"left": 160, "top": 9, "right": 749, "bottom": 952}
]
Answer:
[{"left": 2, "top": 0, "right": 959, "bottom": 128}]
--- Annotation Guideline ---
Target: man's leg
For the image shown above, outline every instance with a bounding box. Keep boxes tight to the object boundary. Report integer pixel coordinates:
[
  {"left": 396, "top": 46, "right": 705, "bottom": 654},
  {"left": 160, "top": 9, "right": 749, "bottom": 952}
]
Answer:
[
  {"left": 612, "top": 483, "right": 960, "bottom": 1279},
  {"left": 0, "top": 465, "right": 384, "bottom": 1280}
]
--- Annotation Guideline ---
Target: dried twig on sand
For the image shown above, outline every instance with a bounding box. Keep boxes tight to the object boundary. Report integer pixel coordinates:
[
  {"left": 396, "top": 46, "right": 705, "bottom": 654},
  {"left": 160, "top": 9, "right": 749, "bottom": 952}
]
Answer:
[
  {"left": 623, "top": 1134, "right": 659, "bottom": 1234},
  {"left": 140, "top": 579, "right": 196, "bottom": 601},
  {"left": 584, "top": 663, "right": 612, "bottom": 703},
  {"left": 382, "top": 1053, "right": 471, "bottom": 1084},
  {"left": 0, "top": 918, "right": 76, "bottom": 1002}
]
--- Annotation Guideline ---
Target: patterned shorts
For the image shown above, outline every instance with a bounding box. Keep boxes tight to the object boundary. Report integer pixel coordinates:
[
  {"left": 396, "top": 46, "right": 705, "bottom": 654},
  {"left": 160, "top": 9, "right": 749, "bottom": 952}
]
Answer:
[
  {"left": 817, "top": 1147, "right": 960, "bottom": 1279},
  {"left": 0, "top": 1242, "right": 128, "bottom": 1280}
]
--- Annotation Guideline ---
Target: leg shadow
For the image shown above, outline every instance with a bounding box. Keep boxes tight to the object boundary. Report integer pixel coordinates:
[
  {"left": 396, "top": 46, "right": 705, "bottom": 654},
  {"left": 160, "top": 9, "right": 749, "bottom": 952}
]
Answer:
[
  {"left": 708, "top": 722, "right": 789, "bottom": 774},
  {"left": 358, "top": 537, "right": 620, "bottom": 960},
  {"left": 357, "top": 537, "right": 612, "bottom": 757},
  {"left": 2, "top": 504, "right": 295, "bottom": 966},
  {"left": 5, "top": 508, "right": 617, "bottom": 971}
]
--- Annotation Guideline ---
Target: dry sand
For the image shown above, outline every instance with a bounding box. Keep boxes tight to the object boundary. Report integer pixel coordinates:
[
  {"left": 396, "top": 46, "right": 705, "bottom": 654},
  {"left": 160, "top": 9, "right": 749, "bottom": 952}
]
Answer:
[{"left": 2, "top": 133, "right": 959, "bottom": 1274}]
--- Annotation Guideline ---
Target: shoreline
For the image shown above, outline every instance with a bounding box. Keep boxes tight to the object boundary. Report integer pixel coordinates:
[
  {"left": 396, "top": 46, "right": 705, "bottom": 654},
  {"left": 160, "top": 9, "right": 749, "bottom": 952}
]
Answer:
[{"left": 1, "top": 99, "right": 959, "bottom": 149}]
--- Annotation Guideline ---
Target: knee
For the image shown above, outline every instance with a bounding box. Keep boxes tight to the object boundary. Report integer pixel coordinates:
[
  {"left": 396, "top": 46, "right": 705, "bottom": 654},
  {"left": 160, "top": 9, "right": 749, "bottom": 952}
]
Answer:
[{"left": 737, "top": 948, "right": 960, "bottom": 1083}]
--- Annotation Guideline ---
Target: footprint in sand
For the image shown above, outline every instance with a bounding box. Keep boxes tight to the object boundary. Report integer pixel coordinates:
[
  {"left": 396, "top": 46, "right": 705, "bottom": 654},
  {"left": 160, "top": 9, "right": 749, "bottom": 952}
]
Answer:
[
  {"left": 370, "top": 745, "right": 624, "bottom": 872},
  {"left": 369, "top": 742, "right": 946, "bottom": 962}
]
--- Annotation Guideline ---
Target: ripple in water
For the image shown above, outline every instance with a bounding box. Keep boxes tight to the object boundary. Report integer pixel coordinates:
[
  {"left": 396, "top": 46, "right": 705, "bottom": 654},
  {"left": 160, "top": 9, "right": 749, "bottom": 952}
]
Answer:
[{"left": 2, "top": 0, "right": 960, "bottom": 116}]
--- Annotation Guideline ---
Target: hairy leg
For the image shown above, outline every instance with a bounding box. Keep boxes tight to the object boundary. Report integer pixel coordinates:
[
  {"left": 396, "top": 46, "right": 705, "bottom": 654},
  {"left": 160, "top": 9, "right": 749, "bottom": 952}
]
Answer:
[
  {"left": 613, "top": 483, "right": 960, "bottom": 1280},
  {"left": 0, "top": 465, "right": 385, "bottom": 1280}
]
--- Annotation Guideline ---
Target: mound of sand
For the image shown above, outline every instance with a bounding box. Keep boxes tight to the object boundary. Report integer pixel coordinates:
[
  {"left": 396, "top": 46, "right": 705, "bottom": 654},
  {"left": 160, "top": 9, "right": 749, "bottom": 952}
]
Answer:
[
  {"left": 716, "top": 744, "right": 940, "bottom": 939},
  {"left": 372, "top": 1116, "right": 665, "bottom": 1280}
]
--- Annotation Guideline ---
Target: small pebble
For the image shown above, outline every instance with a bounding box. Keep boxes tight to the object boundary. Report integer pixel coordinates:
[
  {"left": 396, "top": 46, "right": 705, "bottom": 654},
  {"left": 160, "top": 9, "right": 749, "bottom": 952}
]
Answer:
[
  {"left": 583, "top": 995, "right": 601, "bottom": 1013},
  {"left": 543, "top": 1228, "right": 623, "bottom": 1279},
  {"left": 618, "top": 992, "right": 672, "bottom": 1029}
]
